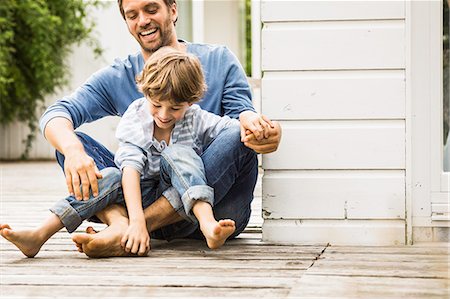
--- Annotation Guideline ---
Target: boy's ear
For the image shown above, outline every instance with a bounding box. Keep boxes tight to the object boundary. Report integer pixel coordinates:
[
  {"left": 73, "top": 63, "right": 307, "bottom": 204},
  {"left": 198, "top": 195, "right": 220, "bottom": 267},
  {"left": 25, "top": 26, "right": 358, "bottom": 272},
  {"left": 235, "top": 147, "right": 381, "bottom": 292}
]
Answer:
[{"left": 188, "top": 102, "right": 194, "bottom": 106}]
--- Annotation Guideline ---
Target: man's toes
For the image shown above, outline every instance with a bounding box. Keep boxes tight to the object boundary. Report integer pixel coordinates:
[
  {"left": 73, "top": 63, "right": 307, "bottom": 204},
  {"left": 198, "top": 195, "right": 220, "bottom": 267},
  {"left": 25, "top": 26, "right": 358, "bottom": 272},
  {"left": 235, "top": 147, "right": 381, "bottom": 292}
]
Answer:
[
  {"left": 85, "top": 226, "right": 98, "bottom": 234},
  {"left": 72, "top": 233, "right": 92, "bottom": 245},
  {"left": 0, "top": 224, "right": 11, "bottom": 230},
  {"left": 0, "top": 228, "right": 12, "bottom": 238}
]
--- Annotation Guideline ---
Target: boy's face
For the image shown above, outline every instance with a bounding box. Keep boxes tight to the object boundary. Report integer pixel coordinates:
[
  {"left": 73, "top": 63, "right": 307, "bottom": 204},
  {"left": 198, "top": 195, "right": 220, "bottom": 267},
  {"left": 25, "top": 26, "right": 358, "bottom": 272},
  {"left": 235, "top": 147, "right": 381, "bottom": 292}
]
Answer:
[
  {"left": 122, "top": 0, "right": 177, "bottom": 59},
  {"left": 148, "top": 98, "right": 191, "bottom": 130}
]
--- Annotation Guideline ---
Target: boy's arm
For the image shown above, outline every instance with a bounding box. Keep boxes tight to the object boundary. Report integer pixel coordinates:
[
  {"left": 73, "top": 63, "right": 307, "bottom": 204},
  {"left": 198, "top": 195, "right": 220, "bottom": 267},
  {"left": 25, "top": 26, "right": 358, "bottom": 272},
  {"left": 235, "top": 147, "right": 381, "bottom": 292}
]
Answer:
[{"left": 120, "top": 167, "right": 150, "bottom": 256}]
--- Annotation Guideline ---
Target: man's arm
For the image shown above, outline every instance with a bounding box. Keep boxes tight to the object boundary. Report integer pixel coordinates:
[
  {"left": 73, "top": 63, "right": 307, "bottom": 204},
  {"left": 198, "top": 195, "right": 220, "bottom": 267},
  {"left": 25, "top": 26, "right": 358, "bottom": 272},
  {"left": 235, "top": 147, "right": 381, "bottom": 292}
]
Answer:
[
  {"left": 44, "top": 117, "right": 102, "bottom": 200},
  {"left": 218, "top": 47, "right": 282, "bottom": 154}
]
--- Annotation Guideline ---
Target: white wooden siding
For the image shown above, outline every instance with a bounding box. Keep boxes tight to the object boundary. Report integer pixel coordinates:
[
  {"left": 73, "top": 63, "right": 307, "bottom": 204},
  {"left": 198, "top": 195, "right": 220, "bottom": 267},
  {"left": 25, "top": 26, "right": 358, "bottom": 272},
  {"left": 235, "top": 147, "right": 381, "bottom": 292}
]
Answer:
[
  {"left": 262, "top": 219, "right": 405, "bottom": 246},
  {"left": 263, "top": 121, "right": 405, "bottom": 170},
  {"left": 262, "top": 21, "right": 405, "bottom": 71},
  {"left": 262, "top": 70, "right": 405, "bottom": 120},
  {"left": 263, "top": 170, "right": 405, "bottom": 220},
  {"left": 261, "top": 1, "right": 405, "bottom": 22},
  {"left": 261, "top": 1, "right": 407, "bottom": 245}
]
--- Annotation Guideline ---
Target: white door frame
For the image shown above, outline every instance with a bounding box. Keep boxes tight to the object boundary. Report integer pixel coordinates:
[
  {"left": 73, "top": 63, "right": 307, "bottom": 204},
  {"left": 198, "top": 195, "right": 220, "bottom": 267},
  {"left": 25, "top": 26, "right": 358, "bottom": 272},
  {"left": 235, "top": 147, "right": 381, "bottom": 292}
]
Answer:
[{"left": 409, "top": 0, "right": 450, "bottom": 243}]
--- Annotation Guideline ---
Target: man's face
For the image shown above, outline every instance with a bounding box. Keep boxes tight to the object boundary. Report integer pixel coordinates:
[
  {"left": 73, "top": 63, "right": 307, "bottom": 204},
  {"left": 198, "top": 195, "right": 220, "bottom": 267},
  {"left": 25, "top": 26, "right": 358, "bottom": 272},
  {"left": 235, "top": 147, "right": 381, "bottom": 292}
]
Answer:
[{"left": 122, "top": 0, "right": 177, "bottom": 57}]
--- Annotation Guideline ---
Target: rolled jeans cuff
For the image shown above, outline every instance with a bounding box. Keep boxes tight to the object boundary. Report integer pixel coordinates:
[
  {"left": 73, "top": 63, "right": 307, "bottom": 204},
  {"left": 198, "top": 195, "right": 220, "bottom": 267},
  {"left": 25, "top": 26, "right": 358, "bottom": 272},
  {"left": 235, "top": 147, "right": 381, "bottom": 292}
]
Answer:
[
  {"left": 163, "top": 186, "right": 188, "bottom": 219},
  {"left": 181, "top": 185, "right": 214, "bottom": 222},
  {"left": 50, "top": 199, "right": 83, "bottom": 233}
]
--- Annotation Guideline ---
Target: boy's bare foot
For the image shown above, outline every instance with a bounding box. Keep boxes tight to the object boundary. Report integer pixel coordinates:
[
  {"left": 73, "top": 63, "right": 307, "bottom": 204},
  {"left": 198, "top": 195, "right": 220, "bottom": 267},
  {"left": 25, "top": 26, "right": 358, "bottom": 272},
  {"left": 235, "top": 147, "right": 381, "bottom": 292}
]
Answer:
[
  {"left": 200, "top": 219, "right": 235, "bottom": 249},
  {"left": 0, "top": 224, "right": 44, "bottom": 258},
  {"left": 72, "top": 222, "right": 141, "bottom": 258}
]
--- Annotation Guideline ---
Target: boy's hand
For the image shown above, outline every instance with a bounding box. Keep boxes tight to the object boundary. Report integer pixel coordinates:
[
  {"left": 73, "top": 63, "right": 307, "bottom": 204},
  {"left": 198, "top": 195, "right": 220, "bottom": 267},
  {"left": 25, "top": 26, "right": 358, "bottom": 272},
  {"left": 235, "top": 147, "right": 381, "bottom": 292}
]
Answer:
[
  {"left": 242, "top": 121, "right": 282, "bottom": 154},
  {"left": 120, "top": 220, "right": 150, "bottom": 256},
  {"left": 239, "top": 111, "right": 274, "bottom": 142}
]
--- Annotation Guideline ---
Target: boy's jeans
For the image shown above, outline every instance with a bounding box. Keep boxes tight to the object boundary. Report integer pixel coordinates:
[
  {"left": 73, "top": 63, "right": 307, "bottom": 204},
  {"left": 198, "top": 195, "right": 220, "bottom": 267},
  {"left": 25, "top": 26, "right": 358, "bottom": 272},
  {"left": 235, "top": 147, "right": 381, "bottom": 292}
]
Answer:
[{"left": 52, "top": 126, "right": 258, "bottom": 240}]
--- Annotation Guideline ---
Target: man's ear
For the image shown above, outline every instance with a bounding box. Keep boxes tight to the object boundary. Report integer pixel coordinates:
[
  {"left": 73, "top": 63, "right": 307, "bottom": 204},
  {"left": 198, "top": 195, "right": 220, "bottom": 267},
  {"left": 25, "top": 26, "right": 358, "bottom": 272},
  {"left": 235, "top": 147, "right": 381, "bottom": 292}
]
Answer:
[{"left": 171, "top": 2, "right": 178, "bottom": 25}]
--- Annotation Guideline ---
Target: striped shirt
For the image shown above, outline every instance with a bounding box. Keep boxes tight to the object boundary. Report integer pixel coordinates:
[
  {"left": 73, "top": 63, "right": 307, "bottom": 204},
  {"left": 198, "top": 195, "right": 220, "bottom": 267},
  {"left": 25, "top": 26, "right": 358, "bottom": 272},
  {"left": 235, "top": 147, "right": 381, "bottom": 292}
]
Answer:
[{"left": 114, "top": 97, "right": 239, "bottom": 179}]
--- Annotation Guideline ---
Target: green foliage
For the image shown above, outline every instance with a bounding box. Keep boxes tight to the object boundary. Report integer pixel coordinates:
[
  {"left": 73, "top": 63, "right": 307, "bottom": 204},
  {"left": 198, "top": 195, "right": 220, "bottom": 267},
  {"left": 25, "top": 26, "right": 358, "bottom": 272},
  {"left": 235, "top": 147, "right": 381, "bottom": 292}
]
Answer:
[
  {"left": 0, "top": 0, "right": 101, "bottom": 158},
  {"left": 245, "top": 0, "right": 251, "bottom": 76}
]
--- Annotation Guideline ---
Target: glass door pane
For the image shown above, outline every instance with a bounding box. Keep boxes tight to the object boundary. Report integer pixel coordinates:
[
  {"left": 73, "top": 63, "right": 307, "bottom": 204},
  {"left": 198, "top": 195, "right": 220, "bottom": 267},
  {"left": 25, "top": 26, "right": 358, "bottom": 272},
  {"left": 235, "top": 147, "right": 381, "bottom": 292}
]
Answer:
[{"left": 444, "top": 0, "right": 449, "bottom": 171}]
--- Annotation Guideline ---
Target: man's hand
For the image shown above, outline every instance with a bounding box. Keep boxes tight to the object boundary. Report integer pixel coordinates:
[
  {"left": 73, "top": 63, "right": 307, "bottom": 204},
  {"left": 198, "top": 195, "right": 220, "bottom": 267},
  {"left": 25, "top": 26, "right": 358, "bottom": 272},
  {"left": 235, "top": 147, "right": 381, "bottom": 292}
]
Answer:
[
  {"left": 242, "top": 121, "right": 282, "bottom": 154},
  {"left": 64, "top": 149, "right": 102, "bottom": 201},
  {"left": 121, "top": 220, "right": 150, "bottom": 256},
  {"left": 239, "top": 111, "right": 274, "bottom": 141}
]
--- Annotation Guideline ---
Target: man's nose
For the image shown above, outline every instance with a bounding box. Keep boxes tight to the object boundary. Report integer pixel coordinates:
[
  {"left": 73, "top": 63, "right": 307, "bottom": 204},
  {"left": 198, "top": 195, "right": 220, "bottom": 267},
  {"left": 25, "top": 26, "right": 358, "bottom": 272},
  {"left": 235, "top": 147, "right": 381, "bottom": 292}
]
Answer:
[{"left": 138, "top": 13, "right": 151, "bottom": 27}]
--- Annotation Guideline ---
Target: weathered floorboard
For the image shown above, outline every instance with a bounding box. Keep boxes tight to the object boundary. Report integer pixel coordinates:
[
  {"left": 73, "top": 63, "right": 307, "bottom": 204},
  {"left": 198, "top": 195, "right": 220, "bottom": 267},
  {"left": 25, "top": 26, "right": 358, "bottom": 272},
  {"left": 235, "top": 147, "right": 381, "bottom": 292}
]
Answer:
[{"left": 1, "top": 162, "right": 449, "bottom": 298}]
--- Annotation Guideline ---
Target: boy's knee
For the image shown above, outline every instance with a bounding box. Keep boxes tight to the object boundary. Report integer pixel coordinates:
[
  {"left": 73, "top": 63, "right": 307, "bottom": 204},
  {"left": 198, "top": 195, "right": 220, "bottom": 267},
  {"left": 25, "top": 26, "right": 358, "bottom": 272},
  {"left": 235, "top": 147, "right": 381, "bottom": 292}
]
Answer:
[{"left": 162, "top": 144, "right": 197, "bottom": 159}]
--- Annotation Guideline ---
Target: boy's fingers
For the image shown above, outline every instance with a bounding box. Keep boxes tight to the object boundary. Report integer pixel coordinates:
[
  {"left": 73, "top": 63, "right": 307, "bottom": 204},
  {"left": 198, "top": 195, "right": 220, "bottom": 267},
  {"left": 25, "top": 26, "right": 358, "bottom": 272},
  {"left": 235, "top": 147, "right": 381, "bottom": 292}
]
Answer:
[
  {"left": 240, "top": 125, "right": 246, "bottom": 142},
  {"left": 261, "top": 114, "right": 275, "bottom": 128},
  {"left": 120, "top": 236, "right": 127, "bottom": 248}
]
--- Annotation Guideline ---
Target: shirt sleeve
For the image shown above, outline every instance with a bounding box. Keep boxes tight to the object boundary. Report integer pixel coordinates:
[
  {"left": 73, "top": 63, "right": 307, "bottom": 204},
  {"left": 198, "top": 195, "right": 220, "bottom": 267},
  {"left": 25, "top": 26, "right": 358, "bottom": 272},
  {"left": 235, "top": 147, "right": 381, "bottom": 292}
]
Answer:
[
  {"left": 39, "top": 67, "right": 120, "bottom": 135},
  {"left": 220, "top": 46, "right": 256, "bottom": 118},
  {"left": 114, "top": 100, "right": 149, "bottom": 175},
  {"left": 191, "top": 105, "right": 239, "bottom": 146}
]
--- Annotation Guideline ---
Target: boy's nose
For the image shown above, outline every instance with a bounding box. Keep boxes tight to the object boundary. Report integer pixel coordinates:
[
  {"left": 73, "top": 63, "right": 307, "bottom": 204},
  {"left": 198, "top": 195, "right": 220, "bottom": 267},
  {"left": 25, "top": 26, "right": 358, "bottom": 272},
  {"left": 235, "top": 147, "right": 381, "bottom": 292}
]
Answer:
[{"left": 159, "top": 109, "right": 170, "bottom": 119}]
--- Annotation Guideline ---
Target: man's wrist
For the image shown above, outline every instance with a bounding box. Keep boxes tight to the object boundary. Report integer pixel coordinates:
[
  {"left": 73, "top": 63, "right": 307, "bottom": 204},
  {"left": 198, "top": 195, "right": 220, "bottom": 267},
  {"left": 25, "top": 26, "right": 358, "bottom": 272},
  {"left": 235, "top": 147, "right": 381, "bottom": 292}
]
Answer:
[{"left": 60, "top": 138, "right": 84, "bottom": 156}]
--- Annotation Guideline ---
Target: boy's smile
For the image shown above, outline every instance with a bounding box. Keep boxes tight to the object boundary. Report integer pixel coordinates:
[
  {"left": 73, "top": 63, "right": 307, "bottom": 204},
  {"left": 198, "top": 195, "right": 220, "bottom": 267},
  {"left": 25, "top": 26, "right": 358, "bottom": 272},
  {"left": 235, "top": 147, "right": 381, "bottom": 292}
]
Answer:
[{"left": 148, "top": 98, "right": 191, "bottom": 131}]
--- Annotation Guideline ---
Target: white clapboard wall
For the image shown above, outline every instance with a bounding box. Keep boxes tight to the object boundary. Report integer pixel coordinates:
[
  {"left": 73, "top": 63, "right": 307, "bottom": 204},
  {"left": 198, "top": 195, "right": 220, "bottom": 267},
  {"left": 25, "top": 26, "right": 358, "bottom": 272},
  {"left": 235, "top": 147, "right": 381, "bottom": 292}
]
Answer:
[{"left": 261, "top": 0, "right": 406, "bottom": 245}]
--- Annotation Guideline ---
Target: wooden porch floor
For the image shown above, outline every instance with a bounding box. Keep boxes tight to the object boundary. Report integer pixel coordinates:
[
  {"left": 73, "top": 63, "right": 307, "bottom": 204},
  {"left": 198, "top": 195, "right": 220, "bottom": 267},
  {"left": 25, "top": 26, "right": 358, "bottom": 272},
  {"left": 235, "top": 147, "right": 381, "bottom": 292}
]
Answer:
[{"left": 1, "top": 162, "right": 449, "bottom": 298}]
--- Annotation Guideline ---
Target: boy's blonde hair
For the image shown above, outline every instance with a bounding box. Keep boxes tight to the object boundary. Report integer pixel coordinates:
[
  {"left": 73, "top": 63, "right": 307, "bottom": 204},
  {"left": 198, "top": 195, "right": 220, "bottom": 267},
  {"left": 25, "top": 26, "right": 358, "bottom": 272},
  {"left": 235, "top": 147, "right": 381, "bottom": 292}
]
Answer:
[{"left": 136, "top": 47, "right": 206, "bottom": 104}]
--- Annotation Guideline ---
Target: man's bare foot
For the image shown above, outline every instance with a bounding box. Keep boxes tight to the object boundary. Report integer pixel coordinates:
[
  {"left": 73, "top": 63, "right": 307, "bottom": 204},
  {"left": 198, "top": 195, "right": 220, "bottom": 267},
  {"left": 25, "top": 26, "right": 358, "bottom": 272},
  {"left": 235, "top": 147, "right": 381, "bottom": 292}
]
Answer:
[
  {"left": 71, "top": 222, "right": 141, "bottom": 258},
  {"left": 0, "top": 224, "right": 44, "bottom": 258},
  {"left": 73, "top": 226, "right": 97, "bottom": 253},
  {"left": 200, "top": 219, "right": 235, "bottom": 249}
]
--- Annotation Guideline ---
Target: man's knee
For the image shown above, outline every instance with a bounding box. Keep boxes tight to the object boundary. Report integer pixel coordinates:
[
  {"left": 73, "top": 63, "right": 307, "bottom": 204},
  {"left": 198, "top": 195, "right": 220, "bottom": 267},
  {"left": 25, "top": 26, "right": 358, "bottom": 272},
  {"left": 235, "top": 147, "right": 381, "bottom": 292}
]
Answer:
[{"left": 98, "top": 167, "right": 122, "bottom": 190}]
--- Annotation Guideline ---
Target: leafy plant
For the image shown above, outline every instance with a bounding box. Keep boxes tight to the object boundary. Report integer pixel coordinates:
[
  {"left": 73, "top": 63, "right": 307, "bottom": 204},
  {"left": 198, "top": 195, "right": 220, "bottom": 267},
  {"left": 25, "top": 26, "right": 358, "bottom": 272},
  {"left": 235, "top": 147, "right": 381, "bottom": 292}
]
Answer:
[
  {"left": 0, "top": 0, "right": 102, "bottom": 158},
  {"left": 245, "top": 0, "right": 252, "bottom": 76}
]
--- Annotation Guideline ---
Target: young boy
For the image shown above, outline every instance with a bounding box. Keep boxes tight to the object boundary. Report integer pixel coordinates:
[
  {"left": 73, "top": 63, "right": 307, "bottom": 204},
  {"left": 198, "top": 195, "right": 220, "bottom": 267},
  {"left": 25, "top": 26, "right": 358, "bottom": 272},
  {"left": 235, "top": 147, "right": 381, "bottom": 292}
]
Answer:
[{"left": 0, "top": 47, "right": 272, "bottom": 257}]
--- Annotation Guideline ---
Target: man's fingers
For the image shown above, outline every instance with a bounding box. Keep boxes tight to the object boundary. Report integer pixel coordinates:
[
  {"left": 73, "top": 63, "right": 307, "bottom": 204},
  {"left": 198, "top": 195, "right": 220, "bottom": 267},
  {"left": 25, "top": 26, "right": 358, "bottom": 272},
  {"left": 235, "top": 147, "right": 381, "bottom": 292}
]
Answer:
[
  {"left": 79, "top": 172, "right": 91, "bottom": 200},
  {"left": 87, "top": 169, "right": 99, "bottom": 197},
  {"left": 95, "top": 166, "right": 103, "bottom": 179},
  {"left": 244, "top": 141, "right": 277, "bottom": 154},
  {"left": 72, "top": 174, "right": 82, "bottom": 200},
  {"left": 65, "top": 172, "right": 74, "bottom": 196}
]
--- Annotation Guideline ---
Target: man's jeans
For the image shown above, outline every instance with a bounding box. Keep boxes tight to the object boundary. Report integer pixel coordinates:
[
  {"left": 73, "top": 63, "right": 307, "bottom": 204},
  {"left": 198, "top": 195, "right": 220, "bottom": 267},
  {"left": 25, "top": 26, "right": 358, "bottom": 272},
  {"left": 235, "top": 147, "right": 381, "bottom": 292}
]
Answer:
[{"left": 52, "top": 126, "right": 258, "bottom": 240}]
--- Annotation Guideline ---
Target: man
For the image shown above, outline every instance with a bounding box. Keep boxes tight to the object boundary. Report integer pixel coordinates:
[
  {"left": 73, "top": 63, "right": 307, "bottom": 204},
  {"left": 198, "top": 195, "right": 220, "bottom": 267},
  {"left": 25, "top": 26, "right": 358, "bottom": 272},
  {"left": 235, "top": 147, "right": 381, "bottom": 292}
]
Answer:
[{"left": 40, "top": 0, "right": 281, "bottom": 257}]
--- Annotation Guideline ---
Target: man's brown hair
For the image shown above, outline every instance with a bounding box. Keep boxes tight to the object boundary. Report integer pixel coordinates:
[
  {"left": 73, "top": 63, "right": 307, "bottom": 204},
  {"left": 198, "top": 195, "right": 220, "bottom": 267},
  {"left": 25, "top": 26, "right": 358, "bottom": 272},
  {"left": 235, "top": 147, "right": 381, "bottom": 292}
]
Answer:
[
  {"left": 118, "top": 0, "right": 177, "bottom": 24},
  {"left": 136, "top": 47, "right": 207, "bottom": 104}
]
